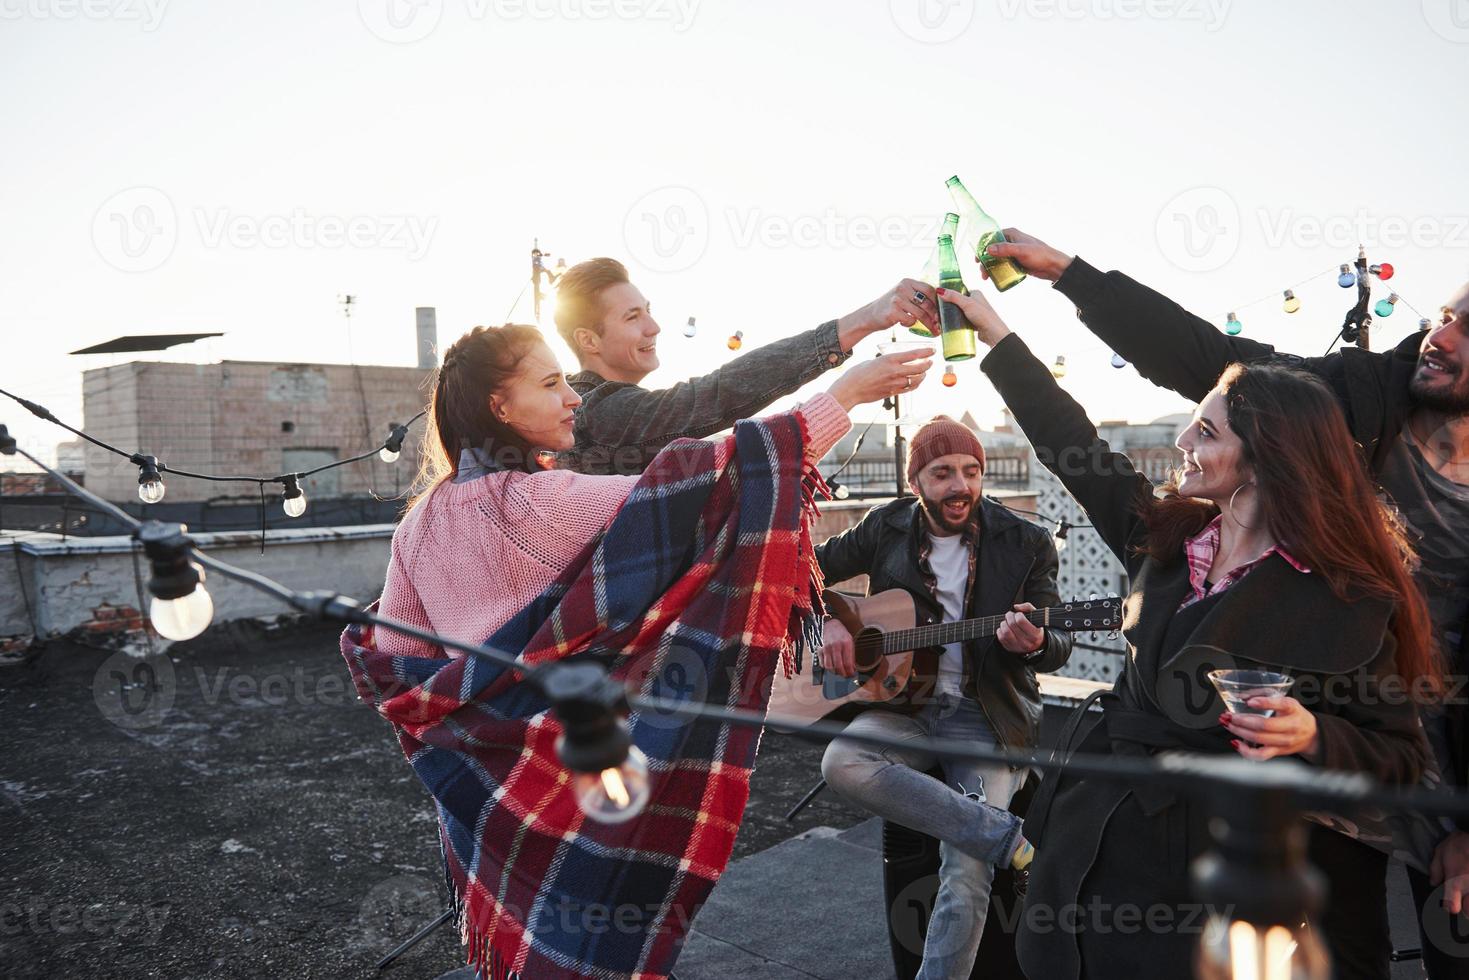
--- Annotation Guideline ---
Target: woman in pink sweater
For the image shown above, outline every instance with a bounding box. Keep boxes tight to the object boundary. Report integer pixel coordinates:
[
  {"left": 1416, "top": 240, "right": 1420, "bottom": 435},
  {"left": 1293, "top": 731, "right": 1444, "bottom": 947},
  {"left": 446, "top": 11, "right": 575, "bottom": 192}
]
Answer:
[{"left": 377, "top": 323, "right": 933, "bottom": 659}]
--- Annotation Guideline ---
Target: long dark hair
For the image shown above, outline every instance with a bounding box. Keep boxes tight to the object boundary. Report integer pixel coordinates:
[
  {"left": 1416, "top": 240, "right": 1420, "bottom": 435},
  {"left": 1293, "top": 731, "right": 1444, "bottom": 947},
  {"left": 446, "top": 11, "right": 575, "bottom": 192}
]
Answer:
[
  {"left": 1142, "top": 361, "right": 1438, "bottom": 693},
  {"left": 409, "top": 323, "right": 546, "bottom": 510}
]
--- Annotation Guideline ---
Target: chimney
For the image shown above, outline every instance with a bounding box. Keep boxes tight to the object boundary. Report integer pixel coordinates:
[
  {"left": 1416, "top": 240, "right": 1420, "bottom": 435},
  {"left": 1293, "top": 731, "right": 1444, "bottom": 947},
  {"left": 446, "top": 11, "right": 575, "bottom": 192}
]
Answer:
[{"left": 415, "top": 307, "right": 437, "bottom": 370}]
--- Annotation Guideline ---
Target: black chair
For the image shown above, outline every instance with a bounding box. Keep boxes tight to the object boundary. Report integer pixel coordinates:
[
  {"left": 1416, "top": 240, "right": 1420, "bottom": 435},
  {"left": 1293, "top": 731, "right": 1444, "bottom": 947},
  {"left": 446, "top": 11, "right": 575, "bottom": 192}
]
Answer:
[{"left": 882, "top": 770, "right": 1038, "bottom": 980}]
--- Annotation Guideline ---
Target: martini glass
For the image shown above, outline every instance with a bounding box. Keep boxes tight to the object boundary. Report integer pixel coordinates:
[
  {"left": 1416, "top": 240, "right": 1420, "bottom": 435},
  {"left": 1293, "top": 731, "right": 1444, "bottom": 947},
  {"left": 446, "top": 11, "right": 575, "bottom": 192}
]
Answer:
[{"left": 877, "top": 337, "right": 935, "bottom": 427}]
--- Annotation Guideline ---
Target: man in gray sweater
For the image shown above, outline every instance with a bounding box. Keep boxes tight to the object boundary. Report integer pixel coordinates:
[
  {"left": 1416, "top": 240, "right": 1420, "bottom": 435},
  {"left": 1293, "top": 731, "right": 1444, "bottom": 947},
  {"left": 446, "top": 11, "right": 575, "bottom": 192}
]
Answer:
[{"left": 553, "top": 257, "right": 934, "bottom": 474}]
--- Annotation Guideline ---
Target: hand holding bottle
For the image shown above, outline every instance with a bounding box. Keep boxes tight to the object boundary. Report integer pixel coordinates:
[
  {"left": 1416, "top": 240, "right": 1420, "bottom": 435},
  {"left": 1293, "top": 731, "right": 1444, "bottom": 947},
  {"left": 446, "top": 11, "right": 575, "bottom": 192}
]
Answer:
[
  {"left": 826, "top": 347, "right": 934, "bottom": 411},
  {"left": 835, "top": 279, "right": 938, "bottom": 349},
  {"left": 934, "top": 287, "right": 1011, "bottom": 350},
  {"left": 975, "top": 228, "right": 1075, "bottom": 283}
]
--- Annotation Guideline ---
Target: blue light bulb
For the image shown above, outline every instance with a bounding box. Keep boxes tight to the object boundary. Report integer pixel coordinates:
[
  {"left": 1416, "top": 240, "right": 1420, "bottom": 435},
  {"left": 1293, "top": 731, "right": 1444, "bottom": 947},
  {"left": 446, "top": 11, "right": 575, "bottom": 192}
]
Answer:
[
  {"left": 1225, "top": 313, "right": 1243, "bottom": 336},
  {"left": 1338, "top": 264, "right": 1357, "bottom": 288},
  {"left": 1110, "top": 352, "right": 1127, "bottom": 369}
]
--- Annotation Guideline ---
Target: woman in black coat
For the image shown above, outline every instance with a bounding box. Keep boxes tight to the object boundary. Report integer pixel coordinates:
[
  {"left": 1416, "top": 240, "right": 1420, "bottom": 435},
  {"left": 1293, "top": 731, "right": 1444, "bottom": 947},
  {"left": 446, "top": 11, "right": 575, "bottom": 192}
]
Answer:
[{"left": 938, "top": 286, "right": 1439, "bottom": 980}]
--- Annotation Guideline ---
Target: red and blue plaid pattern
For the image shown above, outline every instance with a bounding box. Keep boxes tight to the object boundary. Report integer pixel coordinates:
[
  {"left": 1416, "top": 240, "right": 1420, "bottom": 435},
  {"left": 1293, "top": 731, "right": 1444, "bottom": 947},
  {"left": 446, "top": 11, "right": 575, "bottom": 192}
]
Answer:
[{"left": 341, "top": 416, "right": 824, "bottom": 979}]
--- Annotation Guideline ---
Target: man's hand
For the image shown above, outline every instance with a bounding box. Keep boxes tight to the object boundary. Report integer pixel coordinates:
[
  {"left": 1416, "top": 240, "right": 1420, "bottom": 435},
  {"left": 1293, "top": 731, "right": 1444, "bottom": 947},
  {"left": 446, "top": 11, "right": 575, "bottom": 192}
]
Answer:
[
  {"left": 997, "top": 602, "right": 1045, "bottom": 655},
  {"left": 1220, "top": 697, "right": 1320, "bottom": 761},
  {"left": 836, "top": 278, "right": 938, "bottom": 349},
  {"left": 826, "top": 347, "right": 934, "bottom": 411},
  {"left": 1431, "top": 831, "right": 1469, "bottom": 916},
  {"left": 976, "top": 228, "right": 1075, "bottom": 283},
  {"left": 819, "top": 617, "right": 857, "bottom": 678},
  {"left": 933, "top": 287, "right": 1011, "bottom": 349}
]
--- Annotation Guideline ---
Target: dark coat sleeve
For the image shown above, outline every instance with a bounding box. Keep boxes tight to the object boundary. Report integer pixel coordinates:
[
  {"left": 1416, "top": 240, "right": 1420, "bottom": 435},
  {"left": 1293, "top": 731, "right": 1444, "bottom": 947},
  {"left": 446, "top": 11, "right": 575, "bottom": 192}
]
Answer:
[
  {"left": 814, "top": 504, "right": 884, "bottom": 587},
  {"left": 980, "top": 333, "right": 1154, "bottom": 575},
  {"left": 1307, "top": 628, "right": 1429, "bottom": 787}
]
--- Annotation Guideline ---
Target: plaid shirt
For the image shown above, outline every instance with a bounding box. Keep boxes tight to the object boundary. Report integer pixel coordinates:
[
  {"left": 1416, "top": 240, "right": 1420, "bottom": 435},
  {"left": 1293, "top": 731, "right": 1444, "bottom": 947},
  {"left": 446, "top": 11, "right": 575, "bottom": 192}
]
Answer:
[{"left": 1179, "top": 515, "right": 1311, "bottom": 610}]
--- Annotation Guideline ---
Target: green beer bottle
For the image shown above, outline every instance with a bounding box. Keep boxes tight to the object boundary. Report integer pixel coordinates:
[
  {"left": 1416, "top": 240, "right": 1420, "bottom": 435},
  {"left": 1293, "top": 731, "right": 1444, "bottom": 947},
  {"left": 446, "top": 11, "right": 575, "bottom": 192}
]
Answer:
[
  {"left": 945, "top": 175, "right": 1027, "bottom": 292},
  {"left": 911, "top": 212, "right": 961, "bottom": 338},
  {"left": 936, "top": 234, "right": 977, "bottom": 361}
]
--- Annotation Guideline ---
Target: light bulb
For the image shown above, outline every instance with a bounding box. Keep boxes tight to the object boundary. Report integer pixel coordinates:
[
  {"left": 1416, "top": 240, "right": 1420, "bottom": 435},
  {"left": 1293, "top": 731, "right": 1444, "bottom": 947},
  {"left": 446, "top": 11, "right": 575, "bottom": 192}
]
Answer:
[
  {"left": 1374, "top": 293, "right": 1398, "bottom": 317},
  {"left": 283, "top": 490, "right": 307, "bottom": 518},
  {"left": 1110, "top": 352, "right": 1128, "bottom": 369},
  {"left": 1282, "top": 290, "right": 1300, "bottom": 314},
  {"left": 942, "top": 367, "right": 957, "bottom": 387},
  {"left": 1196, "top": 917, "right": 1329, "bottom": 980},
  {"left": 138, "top": 478, "right": 166, "bottom": 504},
  {"left": 570, "top": 746, "right": 651, "bottom": 823},
  {"left": 1338, "top": 264, "right": 1356, "bottom": 288},
  {"left": 378, "top": 446, "right": 400, "bottom": 463},
  {"left": 1421, "top": 318, "right": 1433, "bottom": 332},
  {"left": 1371, "top": 262, "right": 1394, "bottom": 281},
  {"left": 1225, "top": 313, "right": 1243, "bottom": 336},
  {"left": 727, "top": 331, "right": 743, "bottom": 351},
  {"left": 832, "top": 481, "right": 851, "bottom": 500},
  {"left": 149, "top": 583, "right": 214, "bottom": 641},
  {"left": 1050, "top": 355, "right": 1067, "bottom": 379},
  {"left": 683, "top": 316, "right": 697, "bottom": 338}
]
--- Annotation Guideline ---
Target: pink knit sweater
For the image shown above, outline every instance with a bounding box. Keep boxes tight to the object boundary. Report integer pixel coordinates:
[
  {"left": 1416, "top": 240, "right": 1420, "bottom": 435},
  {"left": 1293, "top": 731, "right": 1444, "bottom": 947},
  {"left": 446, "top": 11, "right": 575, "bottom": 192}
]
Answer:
[{"left": 376, "top": 393, "right": 851, "bottom": 659}]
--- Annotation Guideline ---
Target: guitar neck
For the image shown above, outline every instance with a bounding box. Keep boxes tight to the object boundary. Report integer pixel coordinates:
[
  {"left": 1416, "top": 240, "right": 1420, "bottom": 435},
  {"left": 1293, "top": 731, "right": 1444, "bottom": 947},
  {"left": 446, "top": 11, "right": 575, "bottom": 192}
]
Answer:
[{"left": 878, "top": 610, "right": 1049, "bottom": 654}]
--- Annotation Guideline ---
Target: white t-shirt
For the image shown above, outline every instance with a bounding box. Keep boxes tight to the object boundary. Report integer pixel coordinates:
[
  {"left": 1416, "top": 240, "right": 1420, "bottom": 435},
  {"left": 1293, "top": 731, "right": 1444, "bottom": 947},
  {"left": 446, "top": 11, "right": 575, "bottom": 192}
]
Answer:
[{"left": 926, "top": 533, "right": 970, "bottom": 699}]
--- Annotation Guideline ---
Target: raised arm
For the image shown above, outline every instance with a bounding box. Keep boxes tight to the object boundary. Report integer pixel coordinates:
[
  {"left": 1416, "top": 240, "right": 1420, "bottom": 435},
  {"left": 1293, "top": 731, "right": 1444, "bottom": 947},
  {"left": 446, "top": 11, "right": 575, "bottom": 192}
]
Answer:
[
  {"left": 938, "top": 287, "right": 1155, "bottom": 568},
  {"left": 567, "top": 280, "right": 937, "bottom": 474}
]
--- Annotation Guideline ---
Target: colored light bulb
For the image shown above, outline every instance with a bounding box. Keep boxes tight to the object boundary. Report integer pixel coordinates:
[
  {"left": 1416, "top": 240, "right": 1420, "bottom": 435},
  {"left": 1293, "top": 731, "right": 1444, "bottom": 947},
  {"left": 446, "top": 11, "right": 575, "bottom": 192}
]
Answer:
[
  {"left": 942, "top": 367, "right": 957, "bottom": 387},
  {"left": 1371, "top": 262, "right": 1394, "bottom": 281},
  {"left": 1282, "top": 290, "right": 1301, "bottom": 314},
  {"left": 1374, "top": 293, "right": 1398, "bottom": 317},
  {"left": 1225, "top": 313, "right": 1243, "bottom": 336},
  {"left": 727, "top": 331, "right": 743, "bottom": 351},
  {"left": 1338, "top": 264, "right": 1356, "bottom": 288},
  {"left": 1050, "top": 355, "right": 1067, "bottom": 379},
  {"left": 1111, "top": 352, "right": 1128, "bottom": 369},
  {"left": 683, "top": 316, "right": 696, "bottom": 338}
]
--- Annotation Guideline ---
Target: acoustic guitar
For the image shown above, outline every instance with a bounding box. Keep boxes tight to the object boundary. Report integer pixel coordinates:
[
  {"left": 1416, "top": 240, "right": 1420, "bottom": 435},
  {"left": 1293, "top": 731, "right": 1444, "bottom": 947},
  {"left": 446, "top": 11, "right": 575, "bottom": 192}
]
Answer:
[{"left": 766, "top": 589, "right": 1122, "bottom": 728}]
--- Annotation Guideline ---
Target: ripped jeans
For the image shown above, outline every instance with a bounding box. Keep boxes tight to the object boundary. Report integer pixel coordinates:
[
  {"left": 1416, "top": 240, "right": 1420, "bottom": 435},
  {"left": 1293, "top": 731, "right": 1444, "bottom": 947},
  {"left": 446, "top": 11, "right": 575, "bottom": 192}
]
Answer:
[{"left": 820, "top": 694, "right": 1026, "bottom": 980}]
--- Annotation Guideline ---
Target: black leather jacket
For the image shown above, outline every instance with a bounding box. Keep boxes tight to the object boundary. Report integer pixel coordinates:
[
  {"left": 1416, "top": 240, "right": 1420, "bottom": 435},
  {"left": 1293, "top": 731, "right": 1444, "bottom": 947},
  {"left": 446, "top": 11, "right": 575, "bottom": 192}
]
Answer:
[{"left": 814, "top": 496, "right": 1073, "bottom": 750}]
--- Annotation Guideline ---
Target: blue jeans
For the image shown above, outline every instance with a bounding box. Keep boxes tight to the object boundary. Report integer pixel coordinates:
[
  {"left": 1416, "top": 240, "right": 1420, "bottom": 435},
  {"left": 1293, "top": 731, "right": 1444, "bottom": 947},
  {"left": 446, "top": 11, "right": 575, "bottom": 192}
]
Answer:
[{"left": 820, "top": 695, "right": 1026, "bottom": 980}]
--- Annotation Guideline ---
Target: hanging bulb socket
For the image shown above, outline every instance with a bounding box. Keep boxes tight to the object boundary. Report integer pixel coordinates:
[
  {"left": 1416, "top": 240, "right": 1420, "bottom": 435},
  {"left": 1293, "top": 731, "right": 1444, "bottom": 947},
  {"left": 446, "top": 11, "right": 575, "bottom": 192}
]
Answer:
[
  {"left": 379, "top": 422, "right": 409, "bottom": 464},
  {"left": 1338, "top": 264, "right": 1357, "bottom": 288},
  {"left": 1225, "top": 313, "right": 1243, "bottom": 336},
  {"left": 137, "top": 520, "right": 215, "bottom": 641},
  {"left": 281, "top": 475, "right": 307, "bottom": 518},
  {"left": 0, "top": 425, "right": 15, "bottom": 456},
  {"left": 545, "top": 661, "right": 652, "bottom": 823},
  {"left": 1281, "top": 289, "right": 1301, "bottom": 314},
  {"left": 135, "top": 454, "right": 166, "bottom": 504},
  {"left": 829, "top": 479, "right": 851, "bottom": 500}
]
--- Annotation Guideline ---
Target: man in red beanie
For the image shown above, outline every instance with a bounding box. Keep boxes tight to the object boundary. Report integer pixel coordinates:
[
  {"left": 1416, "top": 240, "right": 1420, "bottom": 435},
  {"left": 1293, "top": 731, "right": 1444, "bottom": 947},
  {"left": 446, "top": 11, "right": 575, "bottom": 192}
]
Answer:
[{"left": 813, "top": 415, "right": 1073, "bottom": 980}]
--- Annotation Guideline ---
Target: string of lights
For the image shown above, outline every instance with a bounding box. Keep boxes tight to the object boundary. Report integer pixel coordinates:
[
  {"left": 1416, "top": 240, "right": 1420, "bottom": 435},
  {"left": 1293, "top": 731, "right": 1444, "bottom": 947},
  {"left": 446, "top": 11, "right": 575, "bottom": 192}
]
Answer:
[
  {"left": 0, "top": 385, "right": 424, "bottom": 520},
  {"left": 5, "top": 422, "right": 1466, "bottom": 821}
]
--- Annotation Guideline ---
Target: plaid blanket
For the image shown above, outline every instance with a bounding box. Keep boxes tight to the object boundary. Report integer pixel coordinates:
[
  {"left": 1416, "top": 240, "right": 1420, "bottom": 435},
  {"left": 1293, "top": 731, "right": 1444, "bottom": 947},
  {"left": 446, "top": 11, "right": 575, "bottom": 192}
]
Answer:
[{"left": 341, "top": 416, "right": 825, "bottom": 979}]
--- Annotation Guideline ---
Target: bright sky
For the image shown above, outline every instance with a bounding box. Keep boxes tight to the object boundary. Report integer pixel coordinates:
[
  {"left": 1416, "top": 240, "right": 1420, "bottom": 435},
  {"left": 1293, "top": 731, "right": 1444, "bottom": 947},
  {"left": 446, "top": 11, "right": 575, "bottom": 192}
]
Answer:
[{"left": 3, "top": 0, "right": 1466, "bottom": 468}]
